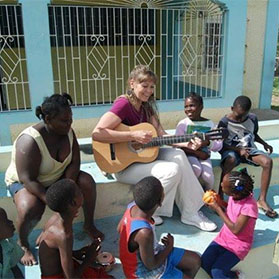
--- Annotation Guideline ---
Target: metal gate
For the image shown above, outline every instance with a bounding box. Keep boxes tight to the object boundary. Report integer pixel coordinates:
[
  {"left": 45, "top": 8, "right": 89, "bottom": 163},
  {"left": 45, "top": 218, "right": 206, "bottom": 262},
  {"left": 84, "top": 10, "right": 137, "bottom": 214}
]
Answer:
[
  {"left": 49, "top": 0, "right": 226, "bottom": 106},
  {"left": 0, "top": 4, "right": 30, "bottom": 111}
]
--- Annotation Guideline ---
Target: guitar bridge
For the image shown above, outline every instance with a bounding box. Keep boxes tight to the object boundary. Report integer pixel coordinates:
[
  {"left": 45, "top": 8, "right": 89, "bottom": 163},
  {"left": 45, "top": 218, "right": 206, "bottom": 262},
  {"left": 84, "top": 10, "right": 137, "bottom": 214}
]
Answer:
[{"left": 110, "top": 143, "right": 116, "bottom": 160}]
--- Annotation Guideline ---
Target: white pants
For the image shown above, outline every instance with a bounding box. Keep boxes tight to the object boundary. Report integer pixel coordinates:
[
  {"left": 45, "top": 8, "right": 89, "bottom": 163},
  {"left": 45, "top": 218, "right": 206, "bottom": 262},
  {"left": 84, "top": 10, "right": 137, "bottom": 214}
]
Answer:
[{"left": 115, "top": 147, "right": 204, "bottom": 220}]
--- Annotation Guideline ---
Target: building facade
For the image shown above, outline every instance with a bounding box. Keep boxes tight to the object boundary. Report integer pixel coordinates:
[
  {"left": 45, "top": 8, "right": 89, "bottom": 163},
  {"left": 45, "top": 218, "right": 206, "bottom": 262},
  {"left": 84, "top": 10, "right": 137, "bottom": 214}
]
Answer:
[{"left": 0, "top": 0, "right": 278, "bottom": 144}]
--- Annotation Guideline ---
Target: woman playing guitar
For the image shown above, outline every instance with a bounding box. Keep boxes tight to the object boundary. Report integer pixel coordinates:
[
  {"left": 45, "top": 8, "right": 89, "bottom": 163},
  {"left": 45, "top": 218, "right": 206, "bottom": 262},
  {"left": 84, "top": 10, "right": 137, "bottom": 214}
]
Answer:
[{"left": 92, "top": 65, "right": 217, "bottom": 231}]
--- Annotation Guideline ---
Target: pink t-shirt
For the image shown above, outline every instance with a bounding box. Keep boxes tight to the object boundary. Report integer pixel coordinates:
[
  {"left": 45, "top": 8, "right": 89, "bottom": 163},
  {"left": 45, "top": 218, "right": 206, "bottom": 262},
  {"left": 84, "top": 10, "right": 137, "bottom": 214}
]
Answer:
[
  {"left": 110, "top": 97, "right": 148, "bottom": 126},
  {"left": 214, "top": 195, "right": 258, "bottom": 260}
]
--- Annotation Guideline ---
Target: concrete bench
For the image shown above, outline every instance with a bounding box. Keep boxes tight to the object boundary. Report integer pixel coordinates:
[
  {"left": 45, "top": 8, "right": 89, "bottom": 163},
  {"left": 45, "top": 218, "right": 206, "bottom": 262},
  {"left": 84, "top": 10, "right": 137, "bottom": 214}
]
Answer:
[
  {"left": 1, "top": 123, "right": 279, "bottom": 278},
  {"left": 1, "top": 122, "right": 279, "bottom": 224}
]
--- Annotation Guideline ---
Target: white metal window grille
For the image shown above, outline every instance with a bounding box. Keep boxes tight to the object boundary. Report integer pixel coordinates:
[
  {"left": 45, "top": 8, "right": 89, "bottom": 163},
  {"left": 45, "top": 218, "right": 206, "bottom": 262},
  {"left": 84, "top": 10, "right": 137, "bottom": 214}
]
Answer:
[
  {"left": 204, "top": 15, "right": 222, "bottom": 71},
  {"left": 49, "top": 0, "right": 226, "bottom": 105},
  {"left": 0, "top": 4, "right": 30, "bottom": 112}
]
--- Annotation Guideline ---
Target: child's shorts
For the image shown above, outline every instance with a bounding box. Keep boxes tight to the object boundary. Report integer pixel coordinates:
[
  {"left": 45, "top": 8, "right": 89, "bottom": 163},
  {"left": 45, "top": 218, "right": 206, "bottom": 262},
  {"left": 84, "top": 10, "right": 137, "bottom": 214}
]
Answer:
[
  {"left": 161, "top": 247, "right": 185, "bottom": 279},
  {"left": 7, "top": 182, "right": 25, "bottom": 197},
  {"left": 220, "top": 149, "right": 266, "bottom": 167},
  {"left": 8, "top": 182, "right": 49, "bottom": 198}
]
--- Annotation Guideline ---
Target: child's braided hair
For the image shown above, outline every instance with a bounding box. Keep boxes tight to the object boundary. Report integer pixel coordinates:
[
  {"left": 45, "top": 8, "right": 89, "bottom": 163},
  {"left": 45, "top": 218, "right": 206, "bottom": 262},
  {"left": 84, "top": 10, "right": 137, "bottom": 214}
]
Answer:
[{"left": 228, "top": 168, "right": 254, "bottom": 200}]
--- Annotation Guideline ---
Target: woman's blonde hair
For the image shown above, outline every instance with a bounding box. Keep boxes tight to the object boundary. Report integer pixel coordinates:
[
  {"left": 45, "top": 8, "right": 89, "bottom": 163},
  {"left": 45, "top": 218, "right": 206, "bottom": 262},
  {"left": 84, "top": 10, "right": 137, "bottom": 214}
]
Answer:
[{"left": 124, "top": 65, "right": 159, "bottom": 123}]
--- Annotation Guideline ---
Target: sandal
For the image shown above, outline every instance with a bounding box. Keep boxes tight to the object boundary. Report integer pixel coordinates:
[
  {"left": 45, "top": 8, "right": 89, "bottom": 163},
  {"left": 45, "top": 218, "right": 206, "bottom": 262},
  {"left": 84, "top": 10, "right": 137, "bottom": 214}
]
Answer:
[{"left": 259, "top": 207, "right": 278, "bottom": 218}]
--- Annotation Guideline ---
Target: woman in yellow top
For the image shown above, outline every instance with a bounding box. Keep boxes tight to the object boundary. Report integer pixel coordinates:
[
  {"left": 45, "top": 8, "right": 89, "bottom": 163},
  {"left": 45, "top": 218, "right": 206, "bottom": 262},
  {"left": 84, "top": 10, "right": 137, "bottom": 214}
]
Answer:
[{"left": 5, "top": 93, "right": 103, "bottom": 266}]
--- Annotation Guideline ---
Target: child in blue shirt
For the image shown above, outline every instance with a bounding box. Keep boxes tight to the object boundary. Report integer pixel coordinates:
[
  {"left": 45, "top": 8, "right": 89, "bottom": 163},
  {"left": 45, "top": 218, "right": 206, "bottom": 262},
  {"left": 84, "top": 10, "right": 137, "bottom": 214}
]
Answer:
[
  {"left": 217, "top": 95, "right": 276, "bottom": 218},
  {"left": 0, "top": 207, "right": 24, "bottom": 278}
]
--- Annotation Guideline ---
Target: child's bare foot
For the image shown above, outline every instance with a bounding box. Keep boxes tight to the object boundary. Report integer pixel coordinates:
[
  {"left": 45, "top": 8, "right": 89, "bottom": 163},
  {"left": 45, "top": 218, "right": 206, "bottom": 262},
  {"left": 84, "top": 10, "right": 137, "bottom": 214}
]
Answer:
[
  {"left": 257, "top": 200, "right": 278, "bottom": 218},
  {"left": 20, "top": 247, "right": 38, "bottom": 266},
  {"left": 84, "top": 225, "right": 104, "bottom": 241}
]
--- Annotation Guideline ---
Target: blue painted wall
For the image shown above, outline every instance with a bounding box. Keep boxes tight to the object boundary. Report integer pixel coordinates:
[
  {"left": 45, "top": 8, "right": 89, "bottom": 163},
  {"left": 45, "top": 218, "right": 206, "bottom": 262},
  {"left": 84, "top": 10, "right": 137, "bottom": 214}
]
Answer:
[
  {"left": 0, "top": 0, "right": 53, "bottom": 145},
  {"left": 0, "top": 0, "right": 248, "bottom": 145},
  {"left": 259, "top": 0, "right": 279, "bottom": 109}
]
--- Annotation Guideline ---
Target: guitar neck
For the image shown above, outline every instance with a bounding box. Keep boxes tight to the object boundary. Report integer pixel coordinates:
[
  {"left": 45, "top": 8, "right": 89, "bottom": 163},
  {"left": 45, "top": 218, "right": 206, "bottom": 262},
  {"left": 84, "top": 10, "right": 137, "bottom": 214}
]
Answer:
[{"left": 144, "top": 133, "right": 205, "bottom": 147}]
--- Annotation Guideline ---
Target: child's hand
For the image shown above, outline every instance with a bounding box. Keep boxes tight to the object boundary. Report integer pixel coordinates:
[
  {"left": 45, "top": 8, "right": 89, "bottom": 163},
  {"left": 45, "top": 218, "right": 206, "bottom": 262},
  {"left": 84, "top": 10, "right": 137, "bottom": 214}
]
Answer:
[
  {"left": 190, "top": 137, "right": 202, "bottom": 150},
  {"left": 263, "top": 143, "right": 273, "bottom": 154},
  {"left": 207, "top": 199, "right": 221, "bottom": 212},
  {"left": 84, "top": 238, "right": 101, "bottom": 262},
  {"left": 161, "top": 233, "right": 174, "bottom": 251},
  {"left": 201, "top": 139, "right": 210, "bottom": 147},
  {"left": 239, "top": 148, "right": 250, "bottom": 158}
]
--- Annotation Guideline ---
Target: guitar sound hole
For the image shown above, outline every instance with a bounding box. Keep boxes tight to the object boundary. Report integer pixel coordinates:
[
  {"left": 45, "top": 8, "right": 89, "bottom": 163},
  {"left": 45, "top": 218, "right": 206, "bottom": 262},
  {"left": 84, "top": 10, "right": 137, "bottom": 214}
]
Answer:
[{"left": 128, "top": 142, "right": 143, "bottom": 153}]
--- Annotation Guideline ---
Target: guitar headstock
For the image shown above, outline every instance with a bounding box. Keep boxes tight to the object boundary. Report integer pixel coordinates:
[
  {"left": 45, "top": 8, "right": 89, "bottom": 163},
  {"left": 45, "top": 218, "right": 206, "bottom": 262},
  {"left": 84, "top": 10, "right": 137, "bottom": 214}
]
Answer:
[{"left": 205, "top": 128, "right": 229, "bottom": 140}]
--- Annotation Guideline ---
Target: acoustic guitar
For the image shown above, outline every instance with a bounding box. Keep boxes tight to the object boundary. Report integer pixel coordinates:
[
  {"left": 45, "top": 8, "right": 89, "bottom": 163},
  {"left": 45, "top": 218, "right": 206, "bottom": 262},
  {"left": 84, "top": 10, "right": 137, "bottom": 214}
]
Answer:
[{"left": 92, "top": 122, "right": 228, "bottom": 173}]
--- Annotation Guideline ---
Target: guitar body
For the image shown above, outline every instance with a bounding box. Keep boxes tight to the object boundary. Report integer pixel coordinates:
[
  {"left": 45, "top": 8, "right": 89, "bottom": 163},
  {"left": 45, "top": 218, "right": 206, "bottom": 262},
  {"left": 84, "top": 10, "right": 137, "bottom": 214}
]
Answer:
[
  {"left": 93, "top": 122, "right": 228, "bottom": 173},
  {"left": 92, "top": 123, "right": 159, "bottom": 173}
]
